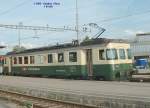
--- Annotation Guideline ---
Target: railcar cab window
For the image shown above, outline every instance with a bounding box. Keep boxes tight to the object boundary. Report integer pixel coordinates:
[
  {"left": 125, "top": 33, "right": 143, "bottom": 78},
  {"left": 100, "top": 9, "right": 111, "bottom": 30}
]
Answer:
[
  {"left": 24, "top": 56, "right": 28, "bottom": 64},
  {"left": 119, "top": 49, "right": 125, "bottom": 59},
  {"left": 30, "top": 56, "right": 34, "bottom": 64},
  {"left": 99, "top": 50, "right": 105, "bottom": 60},
  {"left": 69, "top": 52, "right": 77, "bottom": 62},
  {"left": 48, "top": 54, "right": 53, "bottom": 63},
  {"left": 58, "top": 53, "right": 64, "bottom": 62},
  {"left": 106, "top": 49, "right": 118, "bottom": 60},
  {"left": 18, "top": 57, "right": 22, "bottom": 64},
  {"left": 13, "top": 57, "right": 17, "bottom": 64},
  {"left": 127, "top": 49, "right": 132, "bottom": 59}
]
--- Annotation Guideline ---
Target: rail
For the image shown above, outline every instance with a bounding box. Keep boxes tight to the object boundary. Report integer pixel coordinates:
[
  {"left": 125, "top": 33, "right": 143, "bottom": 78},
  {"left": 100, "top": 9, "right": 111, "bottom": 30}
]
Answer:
[{"left": 0, "top": 90, "right": 96, "bottom": 108}]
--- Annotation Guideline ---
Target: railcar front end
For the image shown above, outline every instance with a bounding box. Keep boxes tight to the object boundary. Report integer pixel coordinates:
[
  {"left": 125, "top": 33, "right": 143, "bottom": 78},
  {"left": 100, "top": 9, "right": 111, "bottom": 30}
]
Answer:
[{"left": 92, "top": 43, "right": 133, "bottom": 80}]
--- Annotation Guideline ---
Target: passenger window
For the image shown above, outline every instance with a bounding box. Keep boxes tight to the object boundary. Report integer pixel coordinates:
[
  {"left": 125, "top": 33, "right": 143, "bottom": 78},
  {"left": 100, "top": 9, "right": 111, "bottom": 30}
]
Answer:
[
  {"left": 18, "top": 57, "right": 22, "bottom": 64},
  {"left": 69, "top": 52, "right": 77, "bottom": 62},
  {"left": 40, "top": 55, "right": 44, "bottom": 64},
  {"left": 13, "top": 57, "right": 17, "bottom": 64},
  {"left": 24, "top": 56, "right": 28, "bottom": 64},
  {"left": 30, "top": 56, "right": 34, "bottom": 64},
  {"left": 58, "top": 53, "right": 64, "bottom": 62},
  {"left": 35, "top": 55, "right": 40, "bottom": 64},
  {"left": 106, "top": 49, "right": 118, "bottom": 60},
  {"left": 119, "top": 49, "right": 125, "bottom": 59},
  {"left": 48, "top": 54, "right": 53, "bottom": 63},
  {"left": 127, "top": 49, "right": 132, "bottom": 59},
  {"left": 99, "top": 50, "right": 105, "bottom": 60},
  {"left": 35, "top": 55, "right": 44, "bottom": 64}
]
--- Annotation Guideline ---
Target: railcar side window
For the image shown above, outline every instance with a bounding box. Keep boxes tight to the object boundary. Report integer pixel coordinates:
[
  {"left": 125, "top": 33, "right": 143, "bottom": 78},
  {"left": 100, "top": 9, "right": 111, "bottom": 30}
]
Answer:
[
  {"left": 30, "top": 56, "right": 34, "bottom": 64},
  {"left": 18, "top": 57, "right": 22, "bottom": 64},
  {"left": 40, "top": 55, "right": 44, "bottom": 64},
  {"left": 24, "top": 56, "right": 28, "bottom": 64},
  {"left": 48, "top": 54, "right": 53, "bottom": 63},
  {"left": 13, "top": 57, "right": 17, "bottom": 64},
  {"left": 35, "top": 56, "right": 40, "bottom": 64},
  {"left": 127, "top": 49, "right": 132, "bottom": 59},
  {"left": 106, "top": 49, "right": 118, "bottom": 60},
  {"left": 119, "top": 49, "right": 125, "bottom": 59},
  {"left": 69, "top": 52, "right": 77, "bottom": 62},
  {"left": 58, "top": 53, "right": 64, "bottom": 62},
  {"left": 99, "top": 50, "right": 105, "bottom": 60}
]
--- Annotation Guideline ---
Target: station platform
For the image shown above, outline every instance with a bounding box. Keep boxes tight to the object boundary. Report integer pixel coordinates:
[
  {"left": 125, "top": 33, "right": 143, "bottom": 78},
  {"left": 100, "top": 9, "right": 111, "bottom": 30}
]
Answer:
[{"left": 0, "top": 76, "right": 150, "bottom": 108}]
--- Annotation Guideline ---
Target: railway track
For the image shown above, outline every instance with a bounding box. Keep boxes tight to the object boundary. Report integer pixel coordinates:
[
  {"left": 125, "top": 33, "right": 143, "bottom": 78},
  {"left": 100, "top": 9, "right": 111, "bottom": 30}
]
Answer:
[{"left": 0, "top": 90, "right": 96, "bottom": 108}]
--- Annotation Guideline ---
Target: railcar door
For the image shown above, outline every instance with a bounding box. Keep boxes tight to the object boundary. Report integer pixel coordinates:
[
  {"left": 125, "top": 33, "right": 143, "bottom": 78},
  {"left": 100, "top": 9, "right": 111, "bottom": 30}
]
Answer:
[
  {"left": 0, "top": 56, "right": 3, "bottom": 74},
  {"left": 8, "top": 57, "right": 12, "bottom": 75},
  {"left": 86, "top": 49, "right": 93, "bottom": 79},
  {"left": 0, "top": 66, "right": 3, "bottom": 74}
]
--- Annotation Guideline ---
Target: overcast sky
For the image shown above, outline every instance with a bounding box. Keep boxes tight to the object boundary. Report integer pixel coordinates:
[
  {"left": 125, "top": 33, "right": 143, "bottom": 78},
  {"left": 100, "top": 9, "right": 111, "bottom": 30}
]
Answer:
[{"left": 0, "top": 0, "right": 150, "bottom": 54}]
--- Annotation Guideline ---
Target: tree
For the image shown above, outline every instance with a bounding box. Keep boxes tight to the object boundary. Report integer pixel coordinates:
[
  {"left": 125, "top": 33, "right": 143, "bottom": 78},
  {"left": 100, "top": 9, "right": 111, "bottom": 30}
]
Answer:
[
  {"left": 13, "top": 45, "right": 26, "bottom": 52},
  {"left": 82, "top": 36, "right": 91, "bottom": 42}
]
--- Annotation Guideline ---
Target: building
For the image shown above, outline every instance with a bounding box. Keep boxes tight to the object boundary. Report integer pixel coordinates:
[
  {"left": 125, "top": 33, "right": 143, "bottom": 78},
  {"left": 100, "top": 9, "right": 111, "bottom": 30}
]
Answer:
[{"left": 130, "top": 33, "right": 150, "bottom": 60}]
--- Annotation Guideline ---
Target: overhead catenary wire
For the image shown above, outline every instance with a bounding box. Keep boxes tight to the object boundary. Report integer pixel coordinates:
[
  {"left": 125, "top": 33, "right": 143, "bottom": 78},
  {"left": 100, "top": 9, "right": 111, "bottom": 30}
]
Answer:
[{"left": 12, "top": 32, "right": 52, "bottom": 43}]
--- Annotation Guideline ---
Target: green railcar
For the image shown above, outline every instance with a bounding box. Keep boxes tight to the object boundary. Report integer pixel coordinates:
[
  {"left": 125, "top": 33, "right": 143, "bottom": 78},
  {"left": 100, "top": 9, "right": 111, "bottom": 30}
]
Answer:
[{"left": 3, "top": 38, "right": 133, "bottom": 80}]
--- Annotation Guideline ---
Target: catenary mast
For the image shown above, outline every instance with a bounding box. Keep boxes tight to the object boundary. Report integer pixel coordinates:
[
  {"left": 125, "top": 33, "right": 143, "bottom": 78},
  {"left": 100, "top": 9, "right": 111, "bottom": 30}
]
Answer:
[{"left": 76, "top": 0, "right": 79, "bottom": 42}]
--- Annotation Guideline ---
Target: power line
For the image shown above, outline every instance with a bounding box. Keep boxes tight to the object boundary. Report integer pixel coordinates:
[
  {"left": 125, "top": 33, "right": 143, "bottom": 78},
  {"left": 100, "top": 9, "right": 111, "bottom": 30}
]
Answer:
[
  {"left": 0, "top": 0, "right": 30, "bottom": 16},
  {"left": 95, "top": 9, "right": 150, "bottom": 23},
  {"left": 127, "top": 0, "right": 135, "bottom": 13},
  {"left": 22, "top": 1, "right": 97, "bottom": 26}
]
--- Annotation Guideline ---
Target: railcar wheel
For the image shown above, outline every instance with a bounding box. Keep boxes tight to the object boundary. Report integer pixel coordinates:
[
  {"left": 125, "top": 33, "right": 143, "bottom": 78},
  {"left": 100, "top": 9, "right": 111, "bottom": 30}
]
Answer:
[
  {"left": 140, "top": 79, "right": 143, "bottom": 82},
  {"left": 99, "top": 76, "right": 105, "bottom": 81},
  {"left": 95, "top": 76, "right": 105, "bottom": 81}
]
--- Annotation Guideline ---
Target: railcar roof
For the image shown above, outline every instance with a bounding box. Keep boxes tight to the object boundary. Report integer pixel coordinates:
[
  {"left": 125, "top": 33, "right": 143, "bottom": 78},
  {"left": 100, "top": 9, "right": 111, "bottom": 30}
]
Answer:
[{"left": 6, "top": 38, "right": 128, "bottom": 55}]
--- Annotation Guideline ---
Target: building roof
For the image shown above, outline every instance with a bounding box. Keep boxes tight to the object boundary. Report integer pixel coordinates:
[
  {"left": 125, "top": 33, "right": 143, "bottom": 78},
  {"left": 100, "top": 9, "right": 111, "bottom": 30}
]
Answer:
[
  {"left": 0, "top": 46, "right": 5, "bottom": 48},
  {"left": 6, "top": 38, "right": 127, "bottom": 55},
  {"left": 136, "top": 33, "right": 150, "bottom": 36}
]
